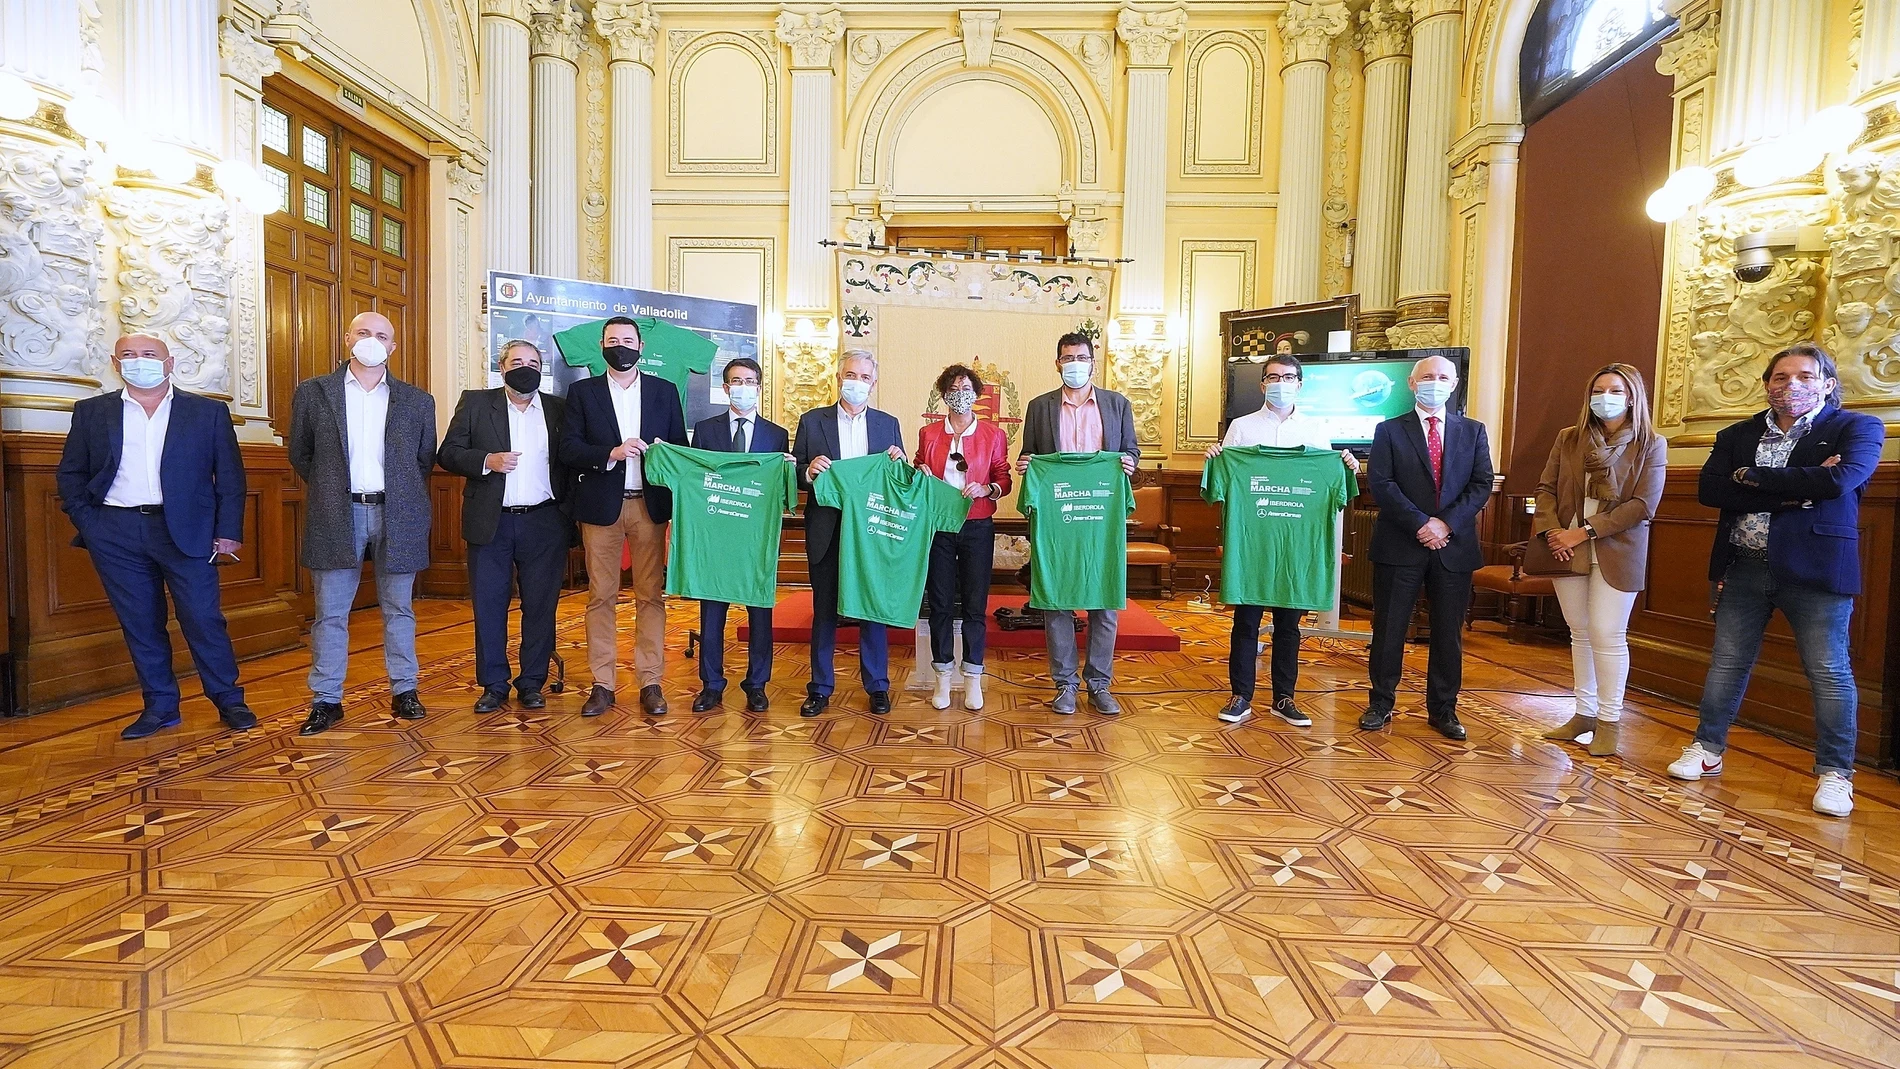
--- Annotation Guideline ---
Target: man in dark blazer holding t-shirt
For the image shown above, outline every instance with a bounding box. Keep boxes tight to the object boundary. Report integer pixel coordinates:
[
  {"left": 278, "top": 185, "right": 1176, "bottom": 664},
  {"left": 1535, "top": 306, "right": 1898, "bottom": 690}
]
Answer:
[
  {"left": 690, "top": 357, "right": 790, "bottom": 713},
  {"left": 437, "top": 339, "right": 571, "bottom": 715},
  {"left": 793, "top": 350, "right": 906, "bottom": 718},
  {"left": 58, "top": 334, "right": 253, "bottom": 740},
  {"left": 1363, "top": 354, "right": 1494, "bottom": 740}
]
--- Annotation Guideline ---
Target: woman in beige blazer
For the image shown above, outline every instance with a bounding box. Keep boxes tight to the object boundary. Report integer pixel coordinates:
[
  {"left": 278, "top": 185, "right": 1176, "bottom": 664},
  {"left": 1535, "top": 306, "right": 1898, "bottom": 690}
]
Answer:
[{"left": 1535, "top": 363, "right": 1668, "bottom": 758}]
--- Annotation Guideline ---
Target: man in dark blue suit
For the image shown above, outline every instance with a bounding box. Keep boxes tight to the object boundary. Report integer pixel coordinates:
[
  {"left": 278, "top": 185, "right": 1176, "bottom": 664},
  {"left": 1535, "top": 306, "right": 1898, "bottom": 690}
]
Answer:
[
  {"left": 690, "top": 357, "right": 790, "bottom": 713},
  {"left": 557, "top": 317, "right": 689, "bottom": 718},
  {"left": 57, "top": 335, "right": 254, "bottom": 740},
  {"left": 1667, "top": 343, "right": 1882, "bottom": 818},
  {"left": 1362, "top": 355, "right": 1494, "bottom": 739},
  {"left": 793, "top": 350, "right": 907, "bottom": 718}
]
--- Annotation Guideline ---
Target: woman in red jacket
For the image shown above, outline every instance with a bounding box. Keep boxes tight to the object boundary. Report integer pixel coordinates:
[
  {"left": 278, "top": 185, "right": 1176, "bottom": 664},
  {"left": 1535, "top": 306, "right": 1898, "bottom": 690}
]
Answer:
[{"left": 915, "top": 364, "right": 1014, "bottom": 710}]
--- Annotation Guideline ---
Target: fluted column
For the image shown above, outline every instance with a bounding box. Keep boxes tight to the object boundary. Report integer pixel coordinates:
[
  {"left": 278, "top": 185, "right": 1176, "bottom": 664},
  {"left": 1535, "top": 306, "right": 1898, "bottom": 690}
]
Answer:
[
  {"left": 483, "top": 0, "right": 532, "bottom": 274},
  {"left": 1711, "top": 0, "right": 1825, "bottom": 157},
  {"left": 596, "top": 3, "right": 659, "bottom": 288},
  {"left": 1390, "top": 0, "right": 1463, "bottom": 348},
  {"left": 529, "top": 0, "right": 581, "bottom": 279},
  {"left": 0, "top": 0, "right": 83, "bottom": 92},
  {"left": 776, "top": 9, "right": 845, "bottom": 314},
  {"left": 1115, "top": 7, "right": 1186, "bottom": 316},
  {"left": 1271, "top": 2, "right": 1349, "bottom": 306},
  {"left": 122, "top": 0, "right": 221, "bottom": 152},
  {"left": 220, "top": 20, "right": 281, "bottom": 432},
  {"left": 1352, "top": 0, "right": 1412, "bottom": 346},
  {"left": 1856, "top": 0, "right": 1900, "bottom": 100}
]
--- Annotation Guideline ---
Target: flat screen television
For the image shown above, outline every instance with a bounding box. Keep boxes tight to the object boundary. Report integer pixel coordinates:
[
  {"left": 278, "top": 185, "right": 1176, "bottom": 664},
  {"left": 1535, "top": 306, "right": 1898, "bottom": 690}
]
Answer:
[{"left": 1221, "top": 347, "right": 1471, "bottom": 449}]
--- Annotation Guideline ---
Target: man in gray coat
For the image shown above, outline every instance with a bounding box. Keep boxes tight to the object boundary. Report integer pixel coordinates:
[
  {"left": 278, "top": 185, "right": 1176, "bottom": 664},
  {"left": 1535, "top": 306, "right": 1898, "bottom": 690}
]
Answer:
[
  {"left": 1014, "top": 332, "right": 1141, "bottom": 715},
  {"left": 288, "top": 310, "right": 438, "bottom": 735}
]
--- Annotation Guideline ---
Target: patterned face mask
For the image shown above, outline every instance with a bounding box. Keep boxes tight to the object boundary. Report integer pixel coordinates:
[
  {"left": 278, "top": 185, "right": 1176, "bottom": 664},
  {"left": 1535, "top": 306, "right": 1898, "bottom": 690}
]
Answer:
[
  {"left": 1767, "top": 379, "right": 1826, "bottom": 420},
  {"left": 944, "top": 389, "right": 977, "bottom": 415}
]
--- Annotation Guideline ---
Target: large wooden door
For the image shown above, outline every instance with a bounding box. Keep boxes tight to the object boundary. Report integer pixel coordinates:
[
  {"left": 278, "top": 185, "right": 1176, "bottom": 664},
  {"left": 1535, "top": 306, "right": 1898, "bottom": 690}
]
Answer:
[
  {"left": 883, "top": 226, "right": 1068, "bottom": 258},
  {"left": 261, "top": 78, "right": 427, "bottom": 437}
]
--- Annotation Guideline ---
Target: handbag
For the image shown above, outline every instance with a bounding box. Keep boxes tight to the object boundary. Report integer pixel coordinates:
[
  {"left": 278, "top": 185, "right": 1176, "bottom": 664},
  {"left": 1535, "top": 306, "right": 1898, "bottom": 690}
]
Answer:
[{"left": 1522, "top": 529, "right": 1590, "bottom": 577}]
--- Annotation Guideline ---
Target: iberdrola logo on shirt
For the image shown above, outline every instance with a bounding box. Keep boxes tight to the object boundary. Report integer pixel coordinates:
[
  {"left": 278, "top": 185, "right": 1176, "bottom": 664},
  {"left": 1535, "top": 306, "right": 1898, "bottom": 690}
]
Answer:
[
  {"left": 864, "top": 491, "right": 917, "bottom": 540},
  {"left": 1250, "top": 474, "right": 1316, "bottom": 518}
]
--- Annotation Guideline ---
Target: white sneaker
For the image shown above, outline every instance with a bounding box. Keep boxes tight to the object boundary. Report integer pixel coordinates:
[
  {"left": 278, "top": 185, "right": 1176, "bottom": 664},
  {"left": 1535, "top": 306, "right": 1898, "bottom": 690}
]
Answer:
[
  {"left": 931, "top": 669, "right": 953, "bottom": 710},
  {"left": 1667, "top": 742, "right": 1724, "bottom": 781},
  {"left": 963, "top": 673, "right": 984, "bottom": 710},
  {"left": 1813, "top": 772, "right": 1854, "bottom": 817}
]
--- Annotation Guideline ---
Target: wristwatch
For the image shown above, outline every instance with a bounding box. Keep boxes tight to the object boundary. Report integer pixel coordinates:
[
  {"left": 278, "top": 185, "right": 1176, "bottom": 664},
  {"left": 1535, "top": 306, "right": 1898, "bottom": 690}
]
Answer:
[{"left": 1582, "top": 522, "right": 1598, "bottom": 539}]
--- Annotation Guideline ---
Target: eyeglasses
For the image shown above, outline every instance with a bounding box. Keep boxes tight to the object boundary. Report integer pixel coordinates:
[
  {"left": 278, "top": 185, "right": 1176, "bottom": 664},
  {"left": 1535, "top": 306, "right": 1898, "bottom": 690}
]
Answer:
[
  {"left": 949, "top": 450, "right": 969, "bottom": 472},
  {"left": 1262, "top": 373, "right": 1302, "bottom": 384}
]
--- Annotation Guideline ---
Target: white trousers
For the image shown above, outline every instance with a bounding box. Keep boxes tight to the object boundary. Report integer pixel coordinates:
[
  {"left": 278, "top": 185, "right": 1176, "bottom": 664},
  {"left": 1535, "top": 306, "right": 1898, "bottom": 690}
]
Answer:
[{"left": 1551, "top": 565, "right": 1639, "bottom": 722}]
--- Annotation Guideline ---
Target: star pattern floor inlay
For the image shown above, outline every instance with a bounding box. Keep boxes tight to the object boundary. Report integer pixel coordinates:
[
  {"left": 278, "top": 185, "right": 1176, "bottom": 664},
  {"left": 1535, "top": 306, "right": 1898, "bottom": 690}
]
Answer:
[{"left": 0, "top": 593, "right": 1898, "bottom": 1068}]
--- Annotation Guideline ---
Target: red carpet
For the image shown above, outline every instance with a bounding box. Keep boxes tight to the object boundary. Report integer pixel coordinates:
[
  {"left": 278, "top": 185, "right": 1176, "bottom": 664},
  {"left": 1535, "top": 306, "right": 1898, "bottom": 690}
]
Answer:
[{"left": 741, "top": 592, "right": 1181, "bottom": 652}]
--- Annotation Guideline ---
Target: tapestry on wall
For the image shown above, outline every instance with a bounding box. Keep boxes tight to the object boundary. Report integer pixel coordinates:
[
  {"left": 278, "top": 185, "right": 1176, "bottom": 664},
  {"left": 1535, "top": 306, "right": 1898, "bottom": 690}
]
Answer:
[{"left": 835, "top": 250, "right": 1115, "bottom": 513}]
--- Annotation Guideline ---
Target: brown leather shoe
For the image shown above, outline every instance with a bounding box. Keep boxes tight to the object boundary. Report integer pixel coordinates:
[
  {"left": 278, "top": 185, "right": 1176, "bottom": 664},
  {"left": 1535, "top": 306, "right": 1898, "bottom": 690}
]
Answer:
[
  {"left": 639, "top": 684, "right": 667, "bottom": 716},
  {"left": 581, "top": 685, "right": 614, "bottom": 718}
]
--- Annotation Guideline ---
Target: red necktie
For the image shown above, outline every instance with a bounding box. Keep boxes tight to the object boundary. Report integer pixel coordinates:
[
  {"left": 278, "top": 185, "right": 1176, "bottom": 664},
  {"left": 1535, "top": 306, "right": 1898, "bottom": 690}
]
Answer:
[{"left": 1426, "top": 416, "right": 1444, "bottom": 500}]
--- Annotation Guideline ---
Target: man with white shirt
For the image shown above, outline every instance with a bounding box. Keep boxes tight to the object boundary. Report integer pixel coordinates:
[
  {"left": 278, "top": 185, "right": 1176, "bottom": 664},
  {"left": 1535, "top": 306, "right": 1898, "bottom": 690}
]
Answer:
[
  {"left": 558, "top": 317, "right": 690, "bottom": 718},
  {"left": 437, "top": 340, "right": 571, "bottom": 714},
  {"left": 1205, "top": 354, "right": 1361, "bottom": 726},
  {"left": 58, "top": 334, "right": 252, "bottom": 740},
  {"left": 289, "top": 310, "right": 438, "bottom": 735}
]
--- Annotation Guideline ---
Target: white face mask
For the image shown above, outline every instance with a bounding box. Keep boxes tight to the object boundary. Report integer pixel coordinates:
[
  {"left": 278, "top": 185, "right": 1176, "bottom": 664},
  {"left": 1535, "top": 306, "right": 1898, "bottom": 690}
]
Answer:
[
  {"left": 119, "top": 356, "right": 167, "bottom": 390},
  {"left": 727, "top": 383, "right": 760, "bottom": 413},
  {"left": 1060, "top": 360, "right": 1092, "bottom": 389},
  {"left": 1589, "top": 393, "right": 1629, "bottom": 420},
  {"left": 1414, "top": 379, "right": 1455, "bottom": 410},
  {"left": 351, "top": 337, "right": 389, "bottom": 367},
  {"left": 839, "top": 379, "right": 871, "bottom": 408}
]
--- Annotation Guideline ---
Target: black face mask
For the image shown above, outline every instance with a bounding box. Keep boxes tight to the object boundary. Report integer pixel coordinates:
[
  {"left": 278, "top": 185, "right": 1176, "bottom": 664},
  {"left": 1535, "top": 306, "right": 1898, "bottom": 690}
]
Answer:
[
  {"left": 503, "top": 365, "right": 542, "bottom": 395},
  {"left": 603, "top": 345, "right": 640, "bottom": 372}
]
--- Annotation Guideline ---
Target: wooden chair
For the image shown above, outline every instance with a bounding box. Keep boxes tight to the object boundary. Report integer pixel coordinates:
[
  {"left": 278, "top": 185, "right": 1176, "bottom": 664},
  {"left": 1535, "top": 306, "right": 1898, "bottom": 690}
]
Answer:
[
  {"left": 1466, "top": 540, "right": 1558, "bottom": 642},
  {"left": 1127, "top": 485, "right": 1177, "bottom": 597}
]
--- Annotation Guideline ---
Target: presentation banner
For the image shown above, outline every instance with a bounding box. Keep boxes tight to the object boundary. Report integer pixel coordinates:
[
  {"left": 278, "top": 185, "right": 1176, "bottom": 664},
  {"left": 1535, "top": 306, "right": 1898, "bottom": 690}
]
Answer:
[{"left": 485, "top": 271, "right": 760, "bottom": 427}]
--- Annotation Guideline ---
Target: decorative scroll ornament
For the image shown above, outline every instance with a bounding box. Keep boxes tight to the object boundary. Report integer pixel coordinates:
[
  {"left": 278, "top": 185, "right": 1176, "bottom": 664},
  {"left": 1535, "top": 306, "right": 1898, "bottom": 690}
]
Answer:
[
  {"left": 1360, "top": 0, "right": 1414, "bottom": 62},
  {"left": 1655, "top": 12, "right": 1718, "bottom": 88},
  {"left": 958, "top": 10, "right": 1001, "bottom": 68},
  {"left": 594, "top": 1, "right": 659, "bottom": 67},
  {"left": 843, "top": 216, "right": 886, "bottom": 246},
  {"left": 102, "top": 188, "right": 234, "bottom": 395},
  {"left": 528, "top": 0, "right": 582, "bottom": 62},
  {"left": 1386, "top": 321, "right": 1451, "bottom": 349},
  {"left": 1110, "top": 343, "right": 1167, "bottom": 447},
  {"left": 1277, "top": 1, "right": 1349, "bottom": 67},
  {"left": 447, "top": 155, "right": 484, "bottom": 204},
  {"left": 1116, "top": 6, "right": 1188, "bottom": 68},
  {"left": 845, "top": 31, "right": 925, "bottom": 107},
  {"left": 1448, "top": 162, "right": 1489, "bottom": 205},
  {"left": 0, "top": 141, "right": 106, "bottom": 377},
  {"left": 1821, "top": 150, "right": 1900, "bottom": 394},
  {"left": 219, "top": 19, "right": 281, "bottom": 91},
  {"left": 1067, "top": 217, "right": 1106, "bottom": 255},
  {"left": 775, "top": 8, "right": 846, "bottom": 70},
  {"left": 1036, "top": 31, "right": 1114, "bottom": 105}
]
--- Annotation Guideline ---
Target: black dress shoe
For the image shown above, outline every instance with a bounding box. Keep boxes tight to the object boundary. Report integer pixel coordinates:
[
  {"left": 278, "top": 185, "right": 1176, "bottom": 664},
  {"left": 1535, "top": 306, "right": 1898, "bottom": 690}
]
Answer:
[
  {"left": 1429, "top": 711, "right": 1467, "bottom": 741},
  {"left": 744, "top": 687, "right": 770, "bottom": 713},
  {"left": 392, "top": 690, "right": 427, "bottom": 720},
  {"left": 1358, "top": 706, "right": 1393, "bottom": 731},
  {"left": 300, "top": 701, "right": 343, "bottom": 736},
  {"left": 640, "top": 685, "right": 668, "bottom": 716},
  {"left": 218, "top": 703, "right": 257, "bottom": 731},
  {"left": 692, "top": 688, "right": 724, "bottom": 713},
  {"left": 868, "top": 690, "right": 892, "bottom": 716},
  {"left": 582, "top": 685, "right": 614, "bottom": 718},
  {"left": 121, "top": 709, "right": 182, "bottom": 740},
  {"left": 517, "top": 690, "right": 546, "bottom": 710},
  {"left": 473, "top": 686, "right": 509, "bottom": 714},
  {"left": 799, "top": 694, "right": 829, "bottom": 718}
]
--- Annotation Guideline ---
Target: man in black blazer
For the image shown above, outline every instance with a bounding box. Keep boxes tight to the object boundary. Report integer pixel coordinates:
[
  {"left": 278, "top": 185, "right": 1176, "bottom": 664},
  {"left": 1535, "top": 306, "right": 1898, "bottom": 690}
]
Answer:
[
  {"left": 793, "top": 350, "right": 907, "bottom": 718},
  {"left": 1362, "top": 355, "right": 1494, "bottom": 739},
  {"left": 690, "top": 357, "right": 789, "bottom": 713},
  {"left": 57, "top": 334, "right": 254, "bottom": 740},
  {"left": 557, "top": 317, "right": 689, "bottom": 718},
  {"left": 437, "top": 340, "right": 571, "bottom": 714}
]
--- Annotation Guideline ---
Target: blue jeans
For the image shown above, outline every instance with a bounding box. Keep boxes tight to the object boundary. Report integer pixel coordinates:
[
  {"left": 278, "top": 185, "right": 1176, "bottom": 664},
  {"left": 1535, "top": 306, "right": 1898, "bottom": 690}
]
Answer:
[
  {"left": 1695, "top": 558, "right": 1858, "bottom": 777},
  {"left": 308, "top": 503, "right": 419, "bottom": 702}
]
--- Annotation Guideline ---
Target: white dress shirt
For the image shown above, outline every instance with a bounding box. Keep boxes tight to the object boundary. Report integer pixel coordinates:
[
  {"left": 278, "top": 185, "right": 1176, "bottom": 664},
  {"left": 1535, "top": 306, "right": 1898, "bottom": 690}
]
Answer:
[
  {"left": 345, "top": 371, "right": 389, "bottom": 494},
  {"left": 608, "top": 371, "right": 644, "bottom": 490},
  {"left": 836, "top": 404, "right": 869, "bottom": 459},
  {"left": 941, "top": 419, "right": 976, "bottom": 490},
  {"left": 729, "top": 410, "right": 755, "bottom": 452},
  {"left": 500, "top": 391, "right": 554, "bottom": 506},
  {"left": 104, "top": 387, "right": 174, "bottom": 507},
  {"left": 1223, "top": 404, "right": 1332, "bottom": 451}
]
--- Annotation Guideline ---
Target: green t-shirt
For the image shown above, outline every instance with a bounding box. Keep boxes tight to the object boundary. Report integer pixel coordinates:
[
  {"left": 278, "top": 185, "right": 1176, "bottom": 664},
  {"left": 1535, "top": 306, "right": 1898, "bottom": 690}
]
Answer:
[
  {"left": 1201, "top": 445, "right": 1352, "bottom": 611},
  {"left": 552, "top": 317, "right": 717, "bottom": 410},
  {"left": 1020, "top": 452, "right": 1135, "bottom": 611},
  {"left": 812, "top": 455, "right": 971, "bottom": 628},
  {"left": 642, "top": 442, "right": 797, "bottom": 608}
]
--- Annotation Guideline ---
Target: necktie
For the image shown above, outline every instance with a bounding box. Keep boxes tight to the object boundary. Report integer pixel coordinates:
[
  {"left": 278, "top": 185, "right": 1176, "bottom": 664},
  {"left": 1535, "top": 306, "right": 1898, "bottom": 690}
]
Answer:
[
  {"left": 735, "top": 418, "right": 749, "bottom": 453},
  {"left": 1426, "top": 416, "right": 1444, "bottom": 500}
]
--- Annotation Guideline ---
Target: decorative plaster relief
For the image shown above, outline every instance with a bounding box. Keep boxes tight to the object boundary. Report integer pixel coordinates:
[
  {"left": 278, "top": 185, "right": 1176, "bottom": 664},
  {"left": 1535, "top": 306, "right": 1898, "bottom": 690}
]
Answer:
[
  {"left": 220, "top": 20, "right": 281, "bottom": 90},
  {"left": 1320, "top": 34, "right": 1357, "bottom": 300},
  {"left": 1684, "top": 199, "right": 1830, "bottom": 416},
  {"left": 775, "top": 8, "right": 845, "bottom": 70},
  {"left": 581, "top": 33, "right": 609, "bottom": 280},
  {"left": 102, "top": 188, "right": 233, "bottom": 395},
  {"left": 843, "top": 216, "right": 886, "bottom": 246},
  {"left": 528, "top": 0, "right": 583, "bottom": 62},
  {"left": 1278, "top": 1, "right": 1350, "bottom": 68},
  {"left": 959, "top": 10, "right": 1001, "bottom": 68},
  {"left": 0, "top": 139, "right": 105, "bottom": 379},
  {"left": 1821, "top": 149, "right": 1900, "bottom": 393},
  {"left": 1447, "top": 161, "right": 1488, "bottom": 205},
  {"left": 1032, "top": 31, "right": 1114, "bottom": 108},
  {"left": 1656, "top": 12, "right": 1718, "bottom": 88},
  {"left": 1067, "top": 216, "right": 1105, "bottom": 254},
  {"left": 846, "top": 31, "right": 926, "bottom": 109},
  {"left": 595, "top": 1, "right": 659, "bottom": 67},
  {"left": 1116, "top": 6, "right": 1188, "bottom": 68}
]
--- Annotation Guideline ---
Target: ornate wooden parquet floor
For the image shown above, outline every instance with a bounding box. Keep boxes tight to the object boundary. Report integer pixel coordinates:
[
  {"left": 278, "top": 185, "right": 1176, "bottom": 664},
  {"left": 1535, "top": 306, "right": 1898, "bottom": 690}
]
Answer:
[{"left": 3, "top": 594, "right": 1899, "bottom": 1068}]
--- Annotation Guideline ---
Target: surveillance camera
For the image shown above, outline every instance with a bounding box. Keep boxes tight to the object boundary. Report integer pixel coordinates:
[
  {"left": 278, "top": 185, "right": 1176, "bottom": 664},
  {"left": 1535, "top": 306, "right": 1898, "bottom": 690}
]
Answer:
[{"left": 1733, "top": 227, "right": 1826, "bottom": 284}]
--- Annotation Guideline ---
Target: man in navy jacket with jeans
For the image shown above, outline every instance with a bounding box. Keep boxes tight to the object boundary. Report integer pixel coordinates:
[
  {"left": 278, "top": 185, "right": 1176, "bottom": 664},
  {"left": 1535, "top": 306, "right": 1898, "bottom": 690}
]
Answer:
[{"left": 1667, "top": 343, "right": 1883, "bottom": 818}]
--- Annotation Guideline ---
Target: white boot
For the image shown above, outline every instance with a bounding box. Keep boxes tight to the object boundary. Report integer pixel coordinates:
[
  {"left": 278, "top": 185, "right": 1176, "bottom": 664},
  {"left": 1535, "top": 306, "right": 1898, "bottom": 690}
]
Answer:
[
  {"left": 932, "top": 666, "right": 954, "bottom": 710},
  {"left": 963, "top": 671, "right": 984, "bottom": 710}
]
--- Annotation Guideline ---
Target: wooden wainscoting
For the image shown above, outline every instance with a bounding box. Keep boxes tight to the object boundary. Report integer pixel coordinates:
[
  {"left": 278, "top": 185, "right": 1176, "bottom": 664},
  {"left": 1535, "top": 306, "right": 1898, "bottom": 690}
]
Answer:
[
  {"left": 3, "top": 433, "right": 309, "bottom": 714},
  {"left": 418, "top": 471, "right": 469, "bottom": 597},
  {"left": 1626, "top": 464, "right": 1900, "bottom": 768}
]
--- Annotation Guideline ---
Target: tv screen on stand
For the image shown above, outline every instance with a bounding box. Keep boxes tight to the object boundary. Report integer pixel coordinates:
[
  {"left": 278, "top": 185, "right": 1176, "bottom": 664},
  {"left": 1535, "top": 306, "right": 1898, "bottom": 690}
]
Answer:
[{"left": 1222, "top": 347, "right": 1470, "bottom": 450}]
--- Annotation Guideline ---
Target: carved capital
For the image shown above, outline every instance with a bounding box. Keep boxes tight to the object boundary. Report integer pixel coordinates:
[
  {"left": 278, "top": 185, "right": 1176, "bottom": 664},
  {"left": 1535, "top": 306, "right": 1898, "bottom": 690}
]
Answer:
[
  {"left": 1394, "top": 0, "right": 1463, "bottom": 19},
  {"left": 528, "top": 0, "right": 581, "bottom": 63},
  {"left": 958, "top": 10, "right": 1001, "bottom": 68},
  {"left": 1656, "top": 12, "right": 1718, "bottom": 88},
  {"left": 595, "top": 1, "right": 658, "bottom": 67},
  {"left": 1448, "top": 161, "right": 1489, "bottom": 205},
  {"left": 218, "top": 20, "right": 280, "bottom": 92},
  {"left": 775, "top": 8, "right": 846, "bottom": 70},
  {"left": 479, "top": 0, "right": 534, "bottom": 23},
  {"left": 1116, "top": 7, "right": 1187, "bottom": 68},
  {"left": 447, "top": 155, "right": 484, "bottom": 203},
  {"left": 1360, "top": 0, "right": 1413, "bottom": 63},
  {"left": 1278, "top": 1, "right": 1349, "bottom": 68},
  {"left": 1067, "top": 216, "right": 1106, "bottom": 255}
]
